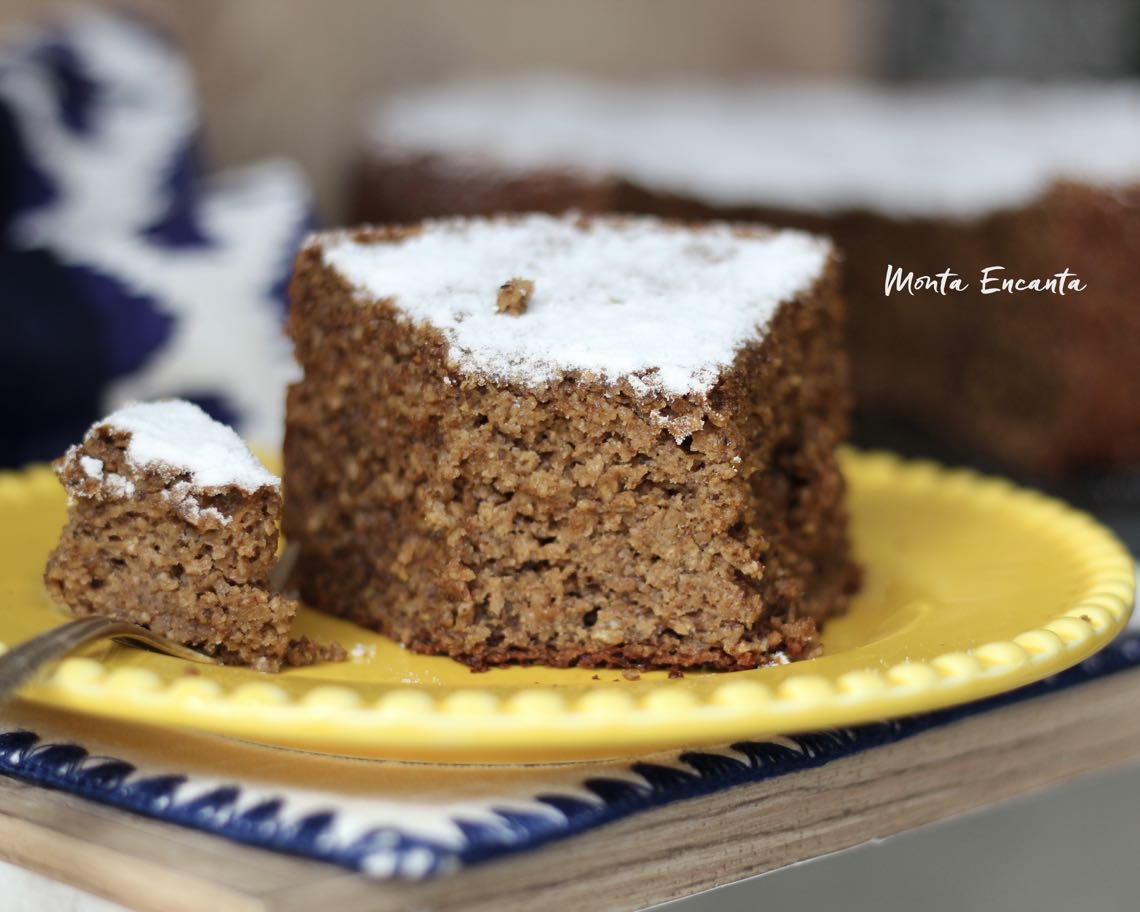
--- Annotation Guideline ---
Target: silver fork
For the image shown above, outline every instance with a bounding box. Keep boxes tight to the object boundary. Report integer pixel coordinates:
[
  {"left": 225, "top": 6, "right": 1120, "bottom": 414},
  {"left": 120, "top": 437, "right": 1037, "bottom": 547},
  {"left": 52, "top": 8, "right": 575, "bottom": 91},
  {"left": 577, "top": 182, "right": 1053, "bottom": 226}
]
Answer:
[
  {"left": 0, "top": 543, "right": 300, "bottom": 703},
  {"left": 0, "top": 616, "right": 221, "bottom": 702}
]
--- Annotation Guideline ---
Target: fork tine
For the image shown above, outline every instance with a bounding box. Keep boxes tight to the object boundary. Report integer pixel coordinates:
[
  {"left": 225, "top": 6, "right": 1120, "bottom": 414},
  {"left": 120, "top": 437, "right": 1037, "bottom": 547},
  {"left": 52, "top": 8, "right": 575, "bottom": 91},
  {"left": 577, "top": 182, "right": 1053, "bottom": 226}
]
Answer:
[{"left": 0, "top": 616, "right": 218, "bottom": 705}]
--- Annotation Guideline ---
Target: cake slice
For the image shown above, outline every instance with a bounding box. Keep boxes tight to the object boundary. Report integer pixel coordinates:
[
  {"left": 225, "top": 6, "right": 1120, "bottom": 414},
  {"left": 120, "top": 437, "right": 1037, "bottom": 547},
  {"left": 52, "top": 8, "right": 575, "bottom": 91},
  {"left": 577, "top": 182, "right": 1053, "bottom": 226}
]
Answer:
[
  {"left": 44, "top": 400, "right": 300, "bottom": 671},
  {"left": 285, "top": 213, "right": 857, "bottom": 670}
]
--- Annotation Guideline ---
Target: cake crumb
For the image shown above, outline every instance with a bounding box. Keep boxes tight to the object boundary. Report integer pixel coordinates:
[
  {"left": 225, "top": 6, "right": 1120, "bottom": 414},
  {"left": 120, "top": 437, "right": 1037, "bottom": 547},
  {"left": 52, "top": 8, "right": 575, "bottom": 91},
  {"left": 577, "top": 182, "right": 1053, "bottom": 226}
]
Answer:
[
  {"left": 496, "top": 277, "right": 534, "bottom": 315},
  {"left": 668, "top": 668, "right": 685, "bottom": 679},
  {"left": 284, "top": 636, "right": 348, "bottom": 667},
  {"left": 622, "top": 669, "right": 641, "bottom": 681},
  {"left": 349, "top": 642, "right": 375, "bottom": 659}
]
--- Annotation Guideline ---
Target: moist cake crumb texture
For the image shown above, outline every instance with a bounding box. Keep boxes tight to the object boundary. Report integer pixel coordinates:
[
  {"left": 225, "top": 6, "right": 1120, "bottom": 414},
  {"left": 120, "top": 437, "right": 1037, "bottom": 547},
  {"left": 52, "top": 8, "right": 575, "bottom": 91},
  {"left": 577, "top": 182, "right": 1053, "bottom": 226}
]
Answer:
[
  {"left": 45, "top": 400, "right": 307, "bottom": 672},
  {"left": 285, "top": 214, "right": 858, "bottom": 671}
]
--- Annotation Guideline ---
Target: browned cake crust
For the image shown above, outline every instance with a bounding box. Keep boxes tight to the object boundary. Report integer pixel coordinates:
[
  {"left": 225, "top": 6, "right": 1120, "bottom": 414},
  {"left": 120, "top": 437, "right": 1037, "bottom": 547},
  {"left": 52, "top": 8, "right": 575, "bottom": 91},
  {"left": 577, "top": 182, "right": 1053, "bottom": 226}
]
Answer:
[
  {"left": 284, "top": 223, "right": 857, "bottom": 671},
  {"left": 356, "top": 153, "right": 1140, "bottom": 480},
  {"left": 44, "top": 427, "right": 297, "bottom": 671}
]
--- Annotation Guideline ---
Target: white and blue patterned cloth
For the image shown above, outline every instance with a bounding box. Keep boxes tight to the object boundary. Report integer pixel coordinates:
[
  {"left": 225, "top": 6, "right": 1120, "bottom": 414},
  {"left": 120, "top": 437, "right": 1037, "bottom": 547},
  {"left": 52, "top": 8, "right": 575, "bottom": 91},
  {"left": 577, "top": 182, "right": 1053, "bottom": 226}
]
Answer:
[
  {"left": 0, "top": 629, "right": 1137, "bottom": 881},
  {"left": 0, "top": 10, "right": 310, "bottom": 466}
]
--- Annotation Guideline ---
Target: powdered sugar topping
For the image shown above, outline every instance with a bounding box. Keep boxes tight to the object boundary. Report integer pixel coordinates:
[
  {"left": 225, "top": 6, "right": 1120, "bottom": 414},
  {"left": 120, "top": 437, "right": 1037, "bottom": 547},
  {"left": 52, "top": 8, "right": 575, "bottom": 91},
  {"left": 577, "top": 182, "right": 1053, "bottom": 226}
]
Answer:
[
  {"left": 93, "top": 400, "right": 278, "bottom": 492},
  {"left": 370, "top": 78, "right": 1140, "bottom": 219},
  {"left": 78, "top": 456, "right": 104, "bottom": 480},
  {"left": 319, "top": 215, "right": 829, "bottom": 395}
]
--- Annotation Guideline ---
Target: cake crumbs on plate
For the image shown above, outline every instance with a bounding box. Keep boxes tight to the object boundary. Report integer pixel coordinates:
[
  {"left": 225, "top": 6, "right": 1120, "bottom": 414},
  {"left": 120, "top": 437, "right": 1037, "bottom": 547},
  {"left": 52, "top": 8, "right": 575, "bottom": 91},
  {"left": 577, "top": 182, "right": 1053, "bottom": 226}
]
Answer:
[{"left": 284, "top": 636, "right": 348, "bottom": 667}]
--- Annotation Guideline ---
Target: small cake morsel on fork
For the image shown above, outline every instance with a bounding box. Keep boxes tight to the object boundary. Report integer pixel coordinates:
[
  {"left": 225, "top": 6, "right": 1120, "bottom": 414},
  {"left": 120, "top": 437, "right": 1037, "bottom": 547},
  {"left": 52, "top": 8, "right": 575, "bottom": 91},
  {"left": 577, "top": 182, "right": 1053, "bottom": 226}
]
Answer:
[{"left": 44, "top": 400, "right": 322, "bottom": 671}]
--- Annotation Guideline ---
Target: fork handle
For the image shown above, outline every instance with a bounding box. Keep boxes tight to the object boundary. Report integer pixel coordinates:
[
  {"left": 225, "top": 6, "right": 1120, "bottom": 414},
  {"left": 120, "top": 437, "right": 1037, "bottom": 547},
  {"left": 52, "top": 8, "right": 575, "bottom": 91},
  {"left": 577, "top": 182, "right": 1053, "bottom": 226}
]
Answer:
[{"left": 0, "top": 616, "right": 214, "bottom": 705}]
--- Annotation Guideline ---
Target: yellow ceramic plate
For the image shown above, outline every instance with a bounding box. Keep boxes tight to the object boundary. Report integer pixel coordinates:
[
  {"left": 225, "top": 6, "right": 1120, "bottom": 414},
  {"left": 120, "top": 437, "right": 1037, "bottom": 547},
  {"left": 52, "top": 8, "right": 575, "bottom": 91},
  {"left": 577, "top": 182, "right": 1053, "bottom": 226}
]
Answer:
[{"left": 0, "top": 450, "right": 1132, "bottom": 763}]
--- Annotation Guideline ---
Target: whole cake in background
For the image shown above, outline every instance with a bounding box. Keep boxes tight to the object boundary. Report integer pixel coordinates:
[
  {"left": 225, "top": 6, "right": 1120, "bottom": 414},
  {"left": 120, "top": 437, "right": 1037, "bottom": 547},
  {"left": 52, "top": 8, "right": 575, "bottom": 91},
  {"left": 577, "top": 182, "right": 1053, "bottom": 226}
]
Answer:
[
  {"left": 355, "top": 78, "right": 1140, "bottom": 481},
  {"left": 0, "top": 10, "right": 310, "bottom": 468},
  {"left": 44, "top": 400, "right": 342, "bottom": 672},
  {"left": 285, "top": 214, "right": 857, "bottom": 670}
]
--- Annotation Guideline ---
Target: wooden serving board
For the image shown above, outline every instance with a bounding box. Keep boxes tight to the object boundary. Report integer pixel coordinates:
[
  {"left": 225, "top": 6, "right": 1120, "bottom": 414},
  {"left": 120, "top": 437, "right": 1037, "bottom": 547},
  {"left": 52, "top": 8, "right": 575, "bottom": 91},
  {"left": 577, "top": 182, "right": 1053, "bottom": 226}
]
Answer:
[{"left": 1, "top": 667, "right": 1140, "bottom": 912}]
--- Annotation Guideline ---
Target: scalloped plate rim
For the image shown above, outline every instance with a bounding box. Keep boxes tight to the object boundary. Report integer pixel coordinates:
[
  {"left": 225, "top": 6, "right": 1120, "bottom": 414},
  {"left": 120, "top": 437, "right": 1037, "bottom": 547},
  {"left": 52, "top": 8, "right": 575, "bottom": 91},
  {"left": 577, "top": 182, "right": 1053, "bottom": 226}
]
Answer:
[{"left": 1, "top": 449, "right": 1133, "bottom": 763}]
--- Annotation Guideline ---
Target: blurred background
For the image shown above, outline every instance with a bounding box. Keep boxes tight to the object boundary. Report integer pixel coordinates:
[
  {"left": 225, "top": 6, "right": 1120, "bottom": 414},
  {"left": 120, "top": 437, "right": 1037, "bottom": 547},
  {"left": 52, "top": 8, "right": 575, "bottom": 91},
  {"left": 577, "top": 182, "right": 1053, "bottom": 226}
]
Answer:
[{"left": 2, "top": 0, "right": 1137, "bottom": 220}]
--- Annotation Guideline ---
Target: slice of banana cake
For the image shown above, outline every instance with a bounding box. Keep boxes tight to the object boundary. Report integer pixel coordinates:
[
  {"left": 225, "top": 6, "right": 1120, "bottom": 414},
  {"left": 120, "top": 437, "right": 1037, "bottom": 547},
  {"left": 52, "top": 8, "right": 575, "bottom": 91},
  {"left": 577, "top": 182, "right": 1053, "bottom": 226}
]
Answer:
[
  {"left": 44, "top": 400, "right": 302, "bottom": 671},
  {"left": 285, "top": 213, "right": 858, "bottom": 670}
]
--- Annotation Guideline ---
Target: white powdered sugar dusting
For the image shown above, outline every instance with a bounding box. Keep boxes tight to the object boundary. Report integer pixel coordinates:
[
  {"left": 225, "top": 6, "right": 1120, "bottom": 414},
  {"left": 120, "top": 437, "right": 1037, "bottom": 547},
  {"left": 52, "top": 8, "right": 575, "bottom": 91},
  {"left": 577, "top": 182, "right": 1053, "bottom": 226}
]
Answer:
[
  {"left": 96, "top": 400, "right": 278, "bottom": 492},
  {"left": 161, "top": 481, "right": 232, "bottom": 526},
  {"left": 319, "top": 215, "right": 830, "bottom": 395},
  {"left": 103, "top": 473, "right": 136, "bottom": 498},
  {"left": 74, "top": 449, "right": 136, "bottom": 495},
  {"left": 78, "top": 456, "right": 104, "bottom": 480},
  {"left": 370, "top": 78, "right": 1140, "bottom": 219}
]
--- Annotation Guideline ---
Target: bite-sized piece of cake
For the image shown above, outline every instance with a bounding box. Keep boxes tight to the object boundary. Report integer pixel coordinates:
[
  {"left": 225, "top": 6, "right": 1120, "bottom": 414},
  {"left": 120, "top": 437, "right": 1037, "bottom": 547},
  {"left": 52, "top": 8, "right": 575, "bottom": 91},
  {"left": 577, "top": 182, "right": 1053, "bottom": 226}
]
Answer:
[
  {"left": 285, "top": 214, "right": 857, "bottom": 670},
  {"left": 44, "top": 400, "right": 300, "bottom": 671},
  {"left": 356, "top": 79, "right": 1140, "bottom": 480}
]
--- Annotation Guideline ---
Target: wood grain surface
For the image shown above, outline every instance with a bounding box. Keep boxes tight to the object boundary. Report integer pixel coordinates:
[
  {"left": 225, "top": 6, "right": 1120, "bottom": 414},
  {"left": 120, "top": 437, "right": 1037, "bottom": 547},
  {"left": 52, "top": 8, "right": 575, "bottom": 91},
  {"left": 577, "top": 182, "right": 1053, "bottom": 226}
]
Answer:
[{"left": 1, "top": 667, "right": 1139, "bottom": 912}]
